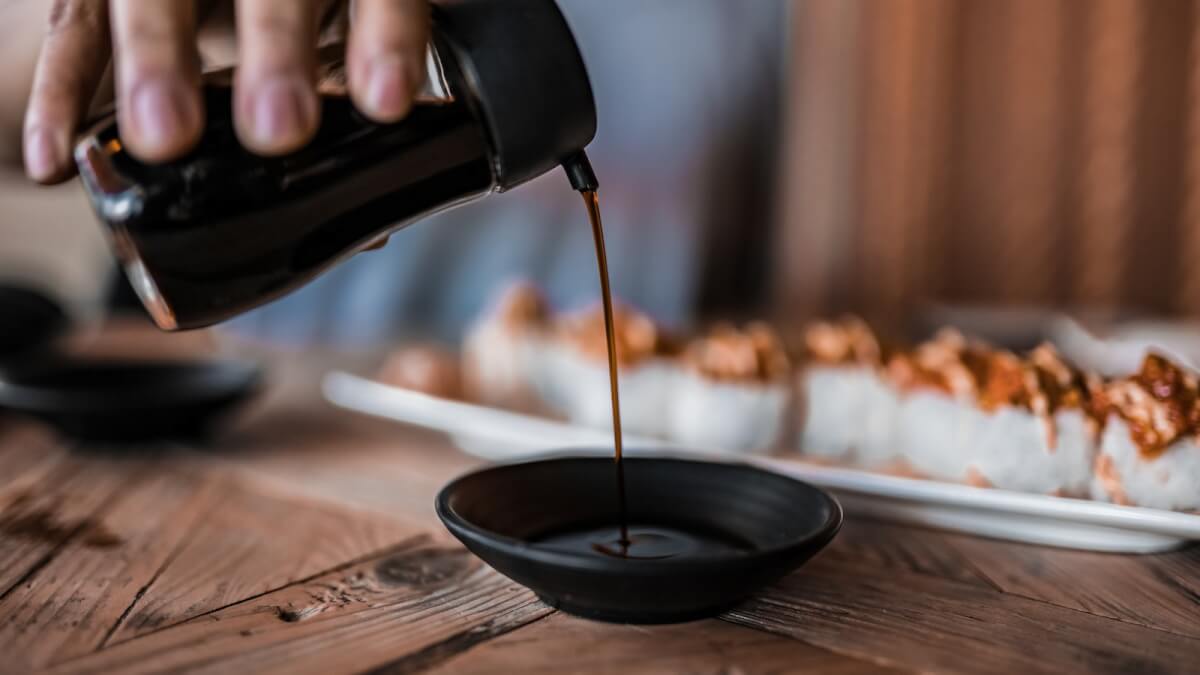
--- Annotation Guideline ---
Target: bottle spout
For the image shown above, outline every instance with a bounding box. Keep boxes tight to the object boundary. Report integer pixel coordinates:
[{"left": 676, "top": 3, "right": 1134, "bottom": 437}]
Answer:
[{"left": 563, "top": 151, "right": 599, "bottom": 192}]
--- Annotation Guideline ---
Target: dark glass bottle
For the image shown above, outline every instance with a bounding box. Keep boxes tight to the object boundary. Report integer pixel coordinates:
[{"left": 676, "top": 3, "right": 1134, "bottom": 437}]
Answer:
[{"left": 75, "top": 0, "right": 596, "bottom": 330}]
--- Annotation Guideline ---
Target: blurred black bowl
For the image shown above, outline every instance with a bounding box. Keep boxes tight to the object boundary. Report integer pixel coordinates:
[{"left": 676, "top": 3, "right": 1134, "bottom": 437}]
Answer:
[
  {"left": 437, "top": 455, "right": 842, "bottom": 624},
  {"left": 0, "top": 285, "right": 68, "bottom": 359},
  {"left": 0, "top": 358, "right": 262, "bottom": 443}
]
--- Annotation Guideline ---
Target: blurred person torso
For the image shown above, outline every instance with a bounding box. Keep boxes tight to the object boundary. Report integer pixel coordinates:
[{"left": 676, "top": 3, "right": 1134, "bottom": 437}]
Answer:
[{"left": 224, "top": 0, "right": 784, "bottom": 346}]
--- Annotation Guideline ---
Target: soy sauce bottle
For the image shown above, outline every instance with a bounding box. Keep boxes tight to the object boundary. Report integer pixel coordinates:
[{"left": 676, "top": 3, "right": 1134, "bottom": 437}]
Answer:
[{"left": 75, "top": 0, "right": 596, "bottom": 330}]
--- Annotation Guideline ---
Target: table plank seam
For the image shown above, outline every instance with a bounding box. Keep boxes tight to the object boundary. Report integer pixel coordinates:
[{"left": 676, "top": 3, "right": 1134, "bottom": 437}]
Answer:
[
  {"left": 823, "top": 541, "right": 1200, "bottom": 642},
  {"left": 56, "top": 551, "right": 544, "bottom": 674},
  {"left": 957, "top": 554, "right": 1006, "bottom": 593},
  {"left": 95, "top": 478, "right": 236, "bottom": 653},
  {"left": 722, "top": 604, "right": 966, "bottom": 675},
  {"left": 725, "top": 581, "right": 1200, "bottom": 672},
  {"left": 993, "top": 583, "right": 1200, "bottom": 641},
  {"left": 747, "top": 586, "right": 1200, "bottom": 642},
  {"left": 814, "top": 555, "right": 1005, "bottom": 598},
  {"left": 717, "top": 612, "right": 922, "bottom": 675},
  {"left": 94, "top": 533, "right": 436, "bottom": 654},
  {"left": 353, "top": 604, "right": 557, "bottom": 675},
  {"left": 839, "top": 517, "right": 1013, "bottom": 593},
  {"left": 707, "top": 619, "right": 918, "bottom": 675},
  {"left": 1147, "top": 564, "right": 1200, "bottom": 608}
]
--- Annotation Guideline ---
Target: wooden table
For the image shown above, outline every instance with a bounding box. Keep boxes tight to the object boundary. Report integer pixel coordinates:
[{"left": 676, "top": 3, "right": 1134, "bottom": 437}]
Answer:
[{"left": 2, "top": 325, "right": 1199, "bottom": 674}]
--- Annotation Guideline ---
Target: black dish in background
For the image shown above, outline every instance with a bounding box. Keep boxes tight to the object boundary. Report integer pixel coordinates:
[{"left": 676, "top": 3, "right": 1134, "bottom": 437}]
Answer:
[
  {"left": 0, "top": 285, "right": 69, "bottom": 360},
  {"left": 436, "top": 455, "right": 843, "bottom": 624},
  {"left": 0, "top": 358, "right": 262, "bottom": 443}
]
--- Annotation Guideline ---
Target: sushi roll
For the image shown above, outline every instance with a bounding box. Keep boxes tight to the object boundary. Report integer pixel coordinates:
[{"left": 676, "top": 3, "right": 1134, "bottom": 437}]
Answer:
[
  {"left": 538, "top": 301, "right": 681, "bottom": 438},
  {"left": 1091, "top": 353, "right": 1200, "bottom": 511},
  {"left": 461, "top": 281, "right": 551, "bottom": 408},
  {"left": 797, "top": 317, "right": 900, "bottom": 467},
  {"left": 667, "top": 322, "right": 792, "bottom": 453},
  {"left": 962, "top": 343, "right": 1099, "bottom": 495},
  {"left": 888, "top": 332, "right": 1099, "bottom": 495},
  {"left": 379, "top": 343, "right": 462, "bottom": 400},
  {"left": 885, "top": 329, "right": 984, "bottom": 480}
]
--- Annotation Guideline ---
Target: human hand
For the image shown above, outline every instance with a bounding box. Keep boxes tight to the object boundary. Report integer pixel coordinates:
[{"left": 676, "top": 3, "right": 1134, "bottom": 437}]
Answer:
[{"left": 23, "top": 0, "right": 430, "bottom": 183}]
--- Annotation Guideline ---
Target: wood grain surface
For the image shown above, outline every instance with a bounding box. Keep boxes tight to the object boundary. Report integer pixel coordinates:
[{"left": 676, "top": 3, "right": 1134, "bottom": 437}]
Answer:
[
  {"left": 2, "top": 326, "right": 1199, "bottom": 674},
  {"left": 424, "top": 611, "right": 907, "bottom": 675},
  {"left": 727, "top": 552, "right": 1200, "bottom": 675}
]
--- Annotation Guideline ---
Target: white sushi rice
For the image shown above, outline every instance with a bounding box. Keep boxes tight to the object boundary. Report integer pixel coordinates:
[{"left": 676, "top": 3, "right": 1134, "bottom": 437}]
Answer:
[
  {"left": 893, "top": 391, "right": 976, "bottom": 481},
  {"left": 461, "top": 319, "right": 543, "bottom": 406},
  {"left": 1091, "top": 417, "right": 1200, "bottom": 511},
  {"left": 667, "top": 372, "right": 790, "bottom": 453},
  {"left": 798, "top": 365, "right": 900, "bottom": 467},
  {"left": 461, "top": 281, "right": 551, "bottom": 407},
  {"left": 969, "top": 408, "right": 1096, "bottom": 495},
  {"left": 535, "top": 342, "right": 679, "bottom": 439},
  {"left": 895, "top": 393, "right": 1096, "bottom": 495}
]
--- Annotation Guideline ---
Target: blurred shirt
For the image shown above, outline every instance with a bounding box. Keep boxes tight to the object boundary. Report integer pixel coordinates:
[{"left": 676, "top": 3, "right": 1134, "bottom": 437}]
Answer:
[{"left": 226, "top": 0, "right": 785, "bottom": 347}]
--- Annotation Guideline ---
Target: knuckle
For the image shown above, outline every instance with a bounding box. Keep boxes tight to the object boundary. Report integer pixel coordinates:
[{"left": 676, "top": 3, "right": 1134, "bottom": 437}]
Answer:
[
  {"left": 46, "top": 0, "right": 105, "bottom": 37},
  {"left": 125, "top": 17, "right": 175, "bottom": 51},
  {"left": 32, "top": 51, "right": 91, "bottom": 101},
  {"left": 250, "top": 13, "right": 305, "bottom": 43},
  {"left": 116, "top": 12, "right": 200, "bottom": 74}
]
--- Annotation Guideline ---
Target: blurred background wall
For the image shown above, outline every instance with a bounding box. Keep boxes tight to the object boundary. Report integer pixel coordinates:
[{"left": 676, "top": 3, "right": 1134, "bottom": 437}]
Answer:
[
  {"left": 8, "top": 0, "right": 1200, "bottom": 345},
  {"left": 776, "top": 0, "right": 1200, "bottom": 332}
]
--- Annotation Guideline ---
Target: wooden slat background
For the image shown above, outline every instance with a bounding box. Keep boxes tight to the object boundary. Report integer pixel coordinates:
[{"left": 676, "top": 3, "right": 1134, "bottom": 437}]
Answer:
[{"left": 777, "top": 0, "right": 1200, "bottom": 329}]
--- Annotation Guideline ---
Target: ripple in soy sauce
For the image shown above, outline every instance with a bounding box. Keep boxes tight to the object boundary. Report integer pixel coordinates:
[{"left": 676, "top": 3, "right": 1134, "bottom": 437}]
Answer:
[{"left": 536, "top": 525, "right": 754, "bottom": 561}]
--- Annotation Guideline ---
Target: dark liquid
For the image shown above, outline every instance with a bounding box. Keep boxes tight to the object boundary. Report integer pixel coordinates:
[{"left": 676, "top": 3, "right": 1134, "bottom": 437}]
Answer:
[
  {"left": 574, "top": 190, "right": 752, "bottom": 562},
  {"left": 581, "top": 190, "right": 631, "bottom": 554},
  {"left": 537, "top": 525, "right": 750, "bottom": 561}
]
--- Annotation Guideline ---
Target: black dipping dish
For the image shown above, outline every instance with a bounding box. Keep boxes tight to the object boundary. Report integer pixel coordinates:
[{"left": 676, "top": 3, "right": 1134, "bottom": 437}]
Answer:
[
  {"left": 0, "top": 285, "right": 68, "bottom": 359},
  {"left": 436, "top": 455, "right": 842, "bottom": 624},
  {"left": 0, "top": 358, "right": 262, "bottom": 442}
]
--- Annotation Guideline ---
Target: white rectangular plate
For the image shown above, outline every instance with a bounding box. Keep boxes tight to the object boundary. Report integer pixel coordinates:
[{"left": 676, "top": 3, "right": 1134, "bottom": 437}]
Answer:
[{"left": 323, "top": 371, "right": 1200, "bottom": 553}]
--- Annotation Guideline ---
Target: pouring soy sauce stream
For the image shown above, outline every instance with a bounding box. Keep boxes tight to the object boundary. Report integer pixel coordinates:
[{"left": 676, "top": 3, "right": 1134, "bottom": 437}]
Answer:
[
  {"left": 564, "top": 153, "right": 631, "bottom": 555},
  {"left": 75, "top": 0, "right": 734, "bottom": 563},
  {"left": 561, "top": 154, "right": 737, "bottom": 561},
  {"left": 582, "top": 189, "right": 632, "bottom": 556}
]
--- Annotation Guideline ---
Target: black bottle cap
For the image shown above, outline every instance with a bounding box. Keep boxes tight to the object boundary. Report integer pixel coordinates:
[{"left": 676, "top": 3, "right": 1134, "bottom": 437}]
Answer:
[
  {"left": 435, "top": 0, "right": 597, "bottom": 191},
  {"left": 562, "top": 150, "right": 598, "bottom": 191}
]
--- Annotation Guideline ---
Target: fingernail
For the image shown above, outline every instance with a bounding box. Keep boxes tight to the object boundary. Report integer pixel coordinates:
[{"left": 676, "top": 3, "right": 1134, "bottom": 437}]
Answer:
[
  {"left": 251, "top": 78, "right": 314, "bottom": 148},
  {"left": 131, "top": 79, "right": 190, "bottom": 149},
  {"left": 365, "top": 56, "right": 412, "bottom": 120},
  {"left": 23, "top": 128, "right": 61, "bottom": 182}
]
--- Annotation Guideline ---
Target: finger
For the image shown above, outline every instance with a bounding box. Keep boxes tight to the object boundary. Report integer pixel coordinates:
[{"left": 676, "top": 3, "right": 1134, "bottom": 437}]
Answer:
[
  {"left": 110, "top": 0, "right": 204, "bottom": 163},
  {"left": 347, "top": 0, "right": 430, "bottom": 122},
  {"left": 23, "top": 0, "right": 111, "bottom": 184},
  {"left": 234, "top": 0, "right": 322, "bottom": 155}
]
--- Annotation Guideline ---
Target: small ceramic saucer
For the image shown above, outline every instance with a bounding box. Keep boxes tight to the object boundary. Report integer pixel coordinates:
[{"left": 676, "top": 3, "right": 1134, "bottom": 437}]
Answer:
[
  {"left": 0, "top": 358, "right": 261, "bottom": 442},
  {"left": 437, "top": 455, "right": 842, "bottom": 624}
]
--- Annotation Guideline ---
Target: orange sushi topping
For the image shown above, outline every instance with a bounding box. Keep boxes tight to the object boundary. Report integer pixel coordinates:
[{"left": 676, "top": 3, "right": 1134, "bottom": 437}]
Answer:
[
  {"left": 557, "top": 302, "right": 679, "bottom": 367},
  {"left": 884, "top": 331, "right": 1093, "bottom": 418},
  {"left": 683, "top": 323, "right": 791, "bottom": 383},
  {"left": 492, "top": 282, "right": 552, "bottom": 329},
  {"left": 1104, "top": 353, "right": 1200, "bottom": 458},
  {"left": 803, "top": 317, "right": 883, "bottom": 366}
]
